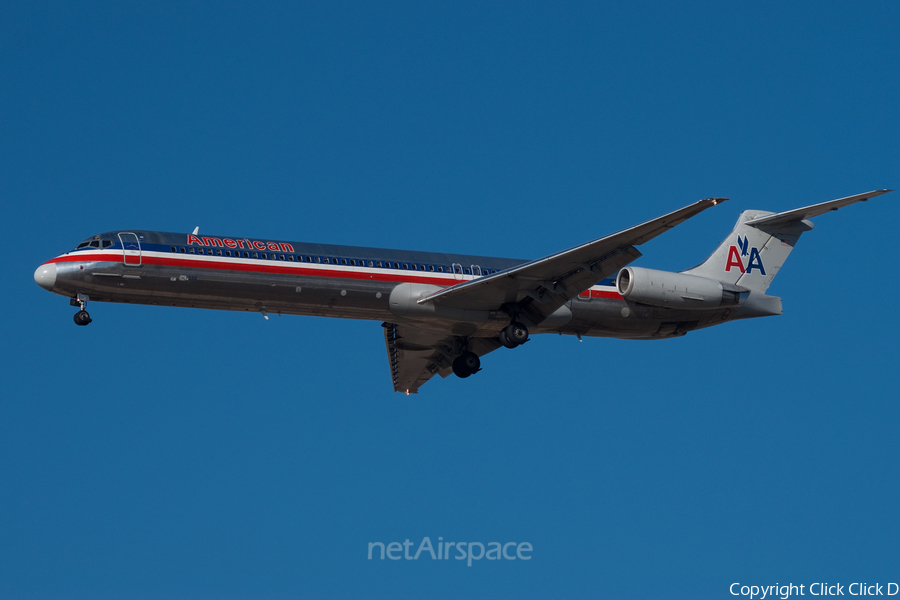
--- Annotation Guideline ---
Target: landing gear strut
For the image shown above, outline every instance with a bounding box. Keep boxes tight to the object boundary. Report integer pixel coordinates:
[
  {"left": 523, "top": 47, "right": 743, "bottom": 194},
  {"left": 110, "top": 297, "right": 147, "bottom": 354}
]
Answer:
[
  {"left": 452, "top": 351, "right": 481, "bottom": 378},
  {"left": 499, "top": 321, "right": 529, "bottom": 349},
  {"left": 71, "top": 293, "right": 92, "bottom": 326}
]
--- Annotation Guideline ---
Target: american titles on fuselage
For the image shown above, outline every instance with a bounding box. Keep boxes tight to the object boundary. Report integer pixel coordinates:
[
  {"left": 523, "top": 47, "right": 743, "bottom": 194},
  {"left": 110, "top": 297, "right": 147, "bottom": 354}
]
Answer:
[
  {"left": 178, "top": 234, "right": 503, "bottom": 276},
  {"left": 187, "top": 234, "right": 295, "bottom": 253}
]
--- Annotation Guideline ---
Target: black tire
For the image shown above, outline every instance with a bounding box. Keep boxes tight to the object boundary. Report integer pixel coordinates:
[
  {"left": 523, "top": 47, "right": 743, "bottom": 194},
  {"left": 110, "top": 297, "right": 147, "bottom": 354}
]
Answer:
[
  {"left": 504, "top": 322, "right": 528, "bottom": 345},
  {"left": 499, "top": 330, "right": 518, "bottom": 349},
  {"left": 74, "top": 310, "right": 92, "bottom": 326},
  {"left": 452, "top": 351, "right": 481, "bottom": 378},
  {"left": 452, "top": 355, "right": 471, "bottom": 378}
]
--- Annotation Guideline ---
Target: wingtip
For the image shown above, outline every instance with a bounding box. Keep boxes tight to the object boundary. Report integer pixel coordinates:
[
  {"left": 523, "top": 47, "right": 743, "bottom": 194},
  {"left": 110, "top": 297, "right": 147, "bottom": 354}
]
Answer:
[{"left": 702, "top": 197, "right": 729, "bottom": 205}]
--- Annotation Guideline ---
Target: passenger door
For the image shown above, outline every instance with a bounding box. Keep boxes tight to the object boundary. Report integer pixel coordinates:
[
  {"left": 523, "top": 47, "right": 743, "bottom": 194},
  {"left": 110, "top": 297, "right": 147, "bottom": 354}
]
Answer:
[{"left": 118, "top": 232, "right": 142, "bottom": 266}]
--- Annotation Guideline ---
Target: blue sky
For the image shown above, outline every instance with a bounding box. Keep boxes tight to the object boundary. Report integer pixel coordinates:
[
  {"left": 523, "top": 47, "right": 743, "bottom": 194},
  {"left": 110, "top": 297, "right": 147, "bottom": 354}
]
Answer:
[{"left": 2, "top": 2, "right": 898, "bottom": 598}]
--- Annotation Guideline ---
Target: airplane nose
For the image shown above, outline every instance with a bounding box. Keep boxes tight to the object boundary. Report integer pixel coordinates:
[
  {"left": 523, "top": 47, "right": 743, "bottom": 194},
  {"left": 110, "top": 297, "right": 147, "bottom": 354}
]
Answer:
[{"left": 34, "top": 263, "right": 57, "bottom": 291}]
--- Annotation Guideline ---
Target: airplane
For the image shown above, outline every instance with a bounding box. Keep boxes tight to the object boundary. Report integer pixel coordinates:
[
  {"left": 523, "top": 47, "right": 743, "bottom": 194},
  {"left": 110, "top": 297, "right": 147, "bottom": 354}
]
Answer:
[{"left": 34, "top": 189, "right": 891, "bottom": 393}]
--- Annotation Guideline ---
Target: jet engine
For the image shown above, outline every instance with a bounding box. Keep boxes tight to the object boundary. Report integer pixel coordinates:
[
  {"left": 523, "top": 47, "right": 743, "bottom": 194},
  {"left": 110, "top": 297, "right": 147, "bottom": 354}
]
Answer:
[{"left": 616, "top": 266, "right": 747, "bottom": 310}]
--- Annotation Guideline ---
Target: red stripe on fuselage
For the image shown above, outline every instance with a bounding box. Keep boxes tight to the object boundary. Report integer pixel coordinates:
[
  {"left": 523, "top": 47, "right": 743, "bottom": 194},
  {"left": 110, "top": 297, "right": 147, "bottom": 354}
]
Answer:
[
  {"left": 47, "top": 252, "right": 462, "bottom": 287},
  {"left": 46, "top": 252, "right": 626, "bottom": 298}
]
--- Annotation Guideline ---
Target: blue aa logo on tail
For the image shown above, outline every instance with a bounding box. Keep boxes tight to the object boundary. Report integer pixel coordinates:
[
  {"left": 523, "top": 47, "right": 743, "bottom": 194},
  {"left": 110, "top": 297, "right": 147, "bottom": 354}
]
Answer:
[{"left": 725, "top": 235, "right": 766, "bottom": 274}]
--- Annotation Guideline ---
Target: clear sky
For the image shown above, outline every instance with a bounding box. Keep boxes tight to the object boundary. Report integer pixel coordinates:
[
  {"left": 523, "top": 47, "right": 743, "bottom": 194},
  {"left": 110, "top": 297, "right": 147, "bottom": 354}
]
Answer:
[{"left": 2, "top": 2, "right": 898, "bottom": 599}]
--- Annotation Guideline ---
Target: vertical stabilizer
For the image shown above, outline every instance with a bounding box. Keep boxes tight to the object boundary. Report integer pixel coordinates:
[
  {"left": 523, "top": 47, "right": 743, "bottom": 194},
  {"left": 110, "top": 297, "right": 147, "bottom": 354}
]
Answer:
[{"left": 682, "top": 210, "right": 812, "bottom": 293}]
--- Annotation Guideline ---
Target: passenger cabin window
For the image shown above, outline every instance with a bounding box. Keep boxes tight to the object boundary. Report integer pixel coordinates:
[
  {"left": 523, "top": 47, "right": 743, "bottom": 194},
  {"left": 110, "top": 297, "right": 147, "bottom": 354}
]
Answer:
[{"left": 171, "top": 246, "right": 177, "bottom": 252}]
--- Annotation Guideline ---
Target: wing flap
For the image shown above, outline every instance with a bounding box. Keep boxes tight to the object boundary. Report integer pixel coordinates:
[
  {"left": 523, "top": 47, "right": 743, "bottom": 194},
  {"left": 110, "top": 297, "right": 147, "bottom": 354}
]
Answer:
[{"left": 383, "top": 323, "right": 501, "bottom": 394}]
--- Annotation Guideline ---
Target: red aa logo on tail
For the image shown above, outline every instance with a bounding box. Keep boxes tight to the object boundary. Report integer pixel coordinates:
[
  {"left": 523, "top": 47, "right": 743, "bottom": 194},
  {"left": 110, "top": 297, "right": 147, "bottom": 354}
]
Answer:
[{"left": 725, "top": 236, "right": 766, "bottom": 274}]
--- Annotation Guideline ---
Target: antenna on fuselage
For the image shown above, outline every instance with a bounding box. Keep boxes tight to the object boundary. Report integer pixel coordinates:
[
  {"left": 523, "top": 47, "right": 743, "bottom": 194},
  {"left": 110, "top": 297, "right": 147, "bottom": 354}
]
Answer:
[{"left": 192, "top": 226, "right": 199, "bottom": 235}]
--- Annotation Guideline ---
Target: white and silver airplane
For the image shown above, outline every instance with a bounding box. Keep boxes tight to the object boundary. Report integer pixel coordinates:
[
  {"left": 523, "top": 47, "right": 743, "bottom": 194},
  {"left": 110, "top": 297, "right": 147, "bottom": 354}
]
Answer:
[{"left": 34, "top": 190, "right": 891, "bottom": 393}]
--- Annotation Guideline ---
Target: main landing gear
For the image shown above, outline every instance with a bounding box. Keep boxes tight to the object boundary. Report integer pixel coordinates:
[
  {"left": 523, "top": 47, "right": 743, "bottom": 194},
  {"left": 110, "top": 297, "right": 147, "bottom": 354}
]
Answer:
[
  {"left": 499, "top": 321, "right": 529, "bottom": 349},
  {"left": 450, "top": 321, "right": 530, "bottom": 380},
  {"left": 452, "top": 351, "right": 481, "bottom": 378},
  {"left": 70, "top": 293, "right": 92, "bottom": 326}
]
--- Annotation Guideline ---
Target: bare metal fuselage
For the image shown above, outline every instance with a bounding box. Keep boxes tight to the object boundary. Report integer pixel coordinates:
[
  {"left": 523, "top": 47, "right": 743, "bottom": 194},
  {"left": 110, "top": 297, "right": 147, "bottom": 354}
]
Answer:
[{"left": 37, "top": 230, "right": 740, "bottom": 340}]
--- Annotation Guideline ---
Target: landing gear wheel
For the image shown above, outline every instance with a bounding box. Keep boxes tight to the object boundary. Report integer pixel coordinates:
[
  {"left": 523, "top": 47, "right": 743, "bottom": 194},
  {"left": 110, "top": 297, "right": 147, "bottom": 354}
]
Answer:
[
  {"left": 452, "top": 351, "right": 481, "bottom": 378},
  {"left": 499, "top": 330, "right": 518, "bottom": 349},
  {"left": 74, "top": 310, "right": 92, "bottom": 326},
  {"left": 503, "top": 322, "right": 529, "bottom": 346}
]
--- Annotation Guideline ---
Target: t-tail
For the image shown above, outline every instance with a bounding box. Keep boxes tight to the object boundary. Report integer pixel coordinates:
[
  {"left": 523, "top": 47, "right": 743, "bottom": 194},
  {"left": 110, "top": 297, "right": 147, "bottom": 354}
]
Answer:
[
  {"left": 681, "top": 189, "right": 892, "bottom": 316},
  {"left": 616, "top": 190, "right": 891, "bottom": 321}
]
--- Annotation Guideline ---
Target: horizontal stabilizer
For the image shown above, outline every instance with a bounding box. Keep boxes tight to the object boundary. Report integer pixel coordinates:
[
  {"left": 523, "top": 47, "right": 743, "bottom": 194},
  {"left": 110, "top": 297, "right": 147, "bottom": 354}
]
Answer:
[{"left": 745, "top": 189, "right": 892, "bottom": 230}]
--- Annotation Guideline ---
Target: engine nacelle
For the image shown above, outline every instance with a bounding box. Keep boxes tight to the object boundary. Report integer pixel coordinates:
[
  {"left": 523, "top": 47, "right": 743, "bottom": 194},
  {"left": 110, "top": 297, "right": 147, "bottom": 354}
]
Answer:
[{"left": 616, "top": 266, "right": 746, "bottom": 310}]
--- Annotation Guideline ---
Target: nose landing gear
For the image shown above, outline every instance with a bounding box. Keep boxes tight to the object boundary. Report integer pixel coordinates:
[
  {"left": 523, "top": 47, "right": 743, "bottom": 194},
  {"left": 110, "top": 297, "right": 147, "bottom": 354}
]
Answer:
[{"left": 70, "top": 293, "right": 92, "bottom": 326}]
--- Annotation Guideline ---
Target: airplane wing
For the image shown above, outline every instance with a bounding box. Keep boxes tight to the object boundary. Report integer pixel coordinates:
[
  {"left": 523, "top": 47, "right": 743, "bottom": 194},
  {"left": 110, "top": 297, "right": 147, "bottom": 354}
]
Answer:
[
  {"left": 383, "top": 323, "right": 501, "bottom": 394},
  {"left": 417, "top": 197, "right": 727, "bottom": 325},
  {"left": 745, "top": 189, "right": 892, "bottom": 230}
]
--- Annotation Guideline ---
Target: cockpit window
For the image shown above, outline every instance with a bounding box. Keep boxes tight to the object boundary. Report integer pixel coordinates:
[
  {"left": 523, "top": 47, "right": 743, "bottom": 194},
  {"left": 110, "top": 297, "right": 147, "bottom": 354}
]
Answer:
[
  {"left": 102, "top": 240, "right": 112, "bottom": 248},
  {"left": 74, "top": 235, "right": 105, "bottom": 250}
]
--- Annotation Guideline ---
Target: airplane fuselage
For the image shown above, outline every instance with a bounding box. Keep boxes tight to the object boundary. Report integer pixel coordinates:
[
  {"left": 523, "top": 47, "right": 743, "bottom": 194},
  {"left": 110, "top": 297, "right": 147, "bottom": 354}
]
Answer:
[{"left": 35, "top": 229, "right": 736, "bottom": 340}]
